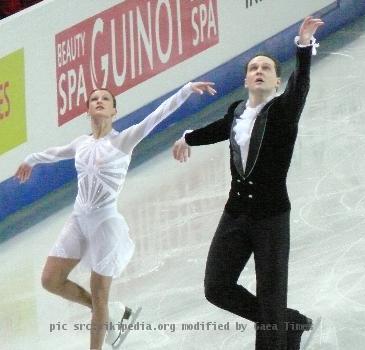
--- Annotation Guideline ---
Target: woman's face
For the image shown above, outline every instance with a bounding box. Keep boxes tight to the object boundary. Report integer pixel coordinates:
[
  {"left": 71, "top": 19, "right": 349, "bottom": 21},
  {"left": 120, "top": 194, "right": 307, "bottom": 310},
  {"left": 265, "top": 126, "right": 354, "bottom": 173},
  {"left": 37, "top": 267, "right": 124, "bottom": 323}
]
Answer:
[{"left": 87, "top": 89, "right": 116, "bottom": 120}]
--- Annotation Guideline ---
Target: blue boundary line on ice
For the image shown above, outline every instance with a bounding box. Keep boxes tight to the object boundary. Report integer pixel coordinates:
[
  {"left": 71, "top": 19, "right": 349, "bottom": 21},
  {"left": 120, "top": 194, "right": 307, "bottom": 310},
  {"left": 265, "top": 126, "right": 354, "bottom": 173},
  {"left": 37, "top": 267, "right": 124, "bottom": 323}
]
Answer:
[{"left": 0, "top": 0, "right": 364, "bottom": 227}]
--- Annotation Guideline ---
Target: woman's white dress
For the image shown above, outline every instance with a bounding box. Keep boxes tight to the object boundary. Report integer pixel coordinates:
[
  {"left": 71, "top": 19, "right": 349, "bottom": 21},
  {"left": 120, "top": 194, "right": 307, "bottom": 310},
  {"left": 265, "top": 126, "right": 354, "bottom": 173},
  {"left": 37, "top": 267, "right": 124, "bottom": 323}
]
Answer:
[{"left": 25, "top": 83, "right": 194, "bottom": 278}]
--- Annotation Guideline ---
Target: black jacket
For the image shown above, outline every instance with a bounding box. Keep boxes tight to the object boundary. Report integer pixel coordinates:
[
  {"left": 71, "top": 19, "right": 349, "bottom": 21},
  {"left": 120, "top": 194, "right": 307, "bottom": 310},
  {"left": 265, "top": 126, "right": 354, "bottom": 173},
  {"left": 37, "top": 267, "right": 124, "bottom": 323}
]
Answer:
[{"left": 185, "top": 46, "right": 312, "bottom": 219}]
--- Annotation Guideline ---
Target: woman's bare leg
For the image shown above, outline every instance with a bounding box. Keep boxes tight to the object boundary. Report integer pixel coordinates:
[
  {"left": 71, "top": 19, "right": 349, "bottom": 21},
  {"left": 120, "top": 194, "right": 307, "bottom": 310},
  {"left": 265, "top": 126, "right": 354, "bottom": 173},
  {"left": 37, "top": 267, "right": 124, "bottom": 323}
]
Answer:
[
  {"left": 89, "top": 271, "right": 112, "bottom": 350},
  {"left": 41, "top": 256, "right": 92, "bottom": 308}
]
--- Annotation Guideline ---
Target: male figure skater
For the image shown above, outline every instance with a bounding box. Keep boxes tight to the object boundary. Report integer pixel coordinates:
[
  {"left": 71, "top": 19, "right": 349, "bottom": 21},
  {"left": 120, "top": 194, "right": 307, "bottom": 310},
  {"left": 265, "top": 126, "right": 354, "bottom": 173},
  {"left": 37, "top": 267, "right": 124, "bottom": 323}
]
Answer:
[{"left": 172, "top": 17, "right": 324, "bottom": 350}]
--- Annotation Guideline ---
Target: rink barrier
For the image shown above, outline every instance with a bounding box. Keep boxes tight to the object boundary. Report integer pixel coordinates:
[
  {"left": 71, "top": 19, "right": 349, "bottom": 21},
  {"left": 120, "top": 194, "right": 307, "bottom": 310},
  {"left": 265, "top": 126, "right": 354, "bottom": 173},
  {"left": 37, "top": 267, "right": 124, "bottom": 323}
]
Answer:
[{"left": 1, "top": 0, "right": 365, "bottom": 240}]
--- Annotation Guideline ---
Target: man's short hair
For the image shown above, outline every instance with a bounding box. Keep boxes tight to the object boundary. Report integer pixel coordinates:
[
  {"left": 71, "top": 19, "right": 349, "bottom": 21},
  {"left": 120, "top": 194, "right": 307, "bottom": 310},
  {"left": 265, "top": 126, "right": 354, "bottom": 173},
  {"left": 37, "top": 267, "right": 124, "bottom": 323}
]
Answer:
[{"left": 244, "top": 53, "right": 282, "bottom": 77}]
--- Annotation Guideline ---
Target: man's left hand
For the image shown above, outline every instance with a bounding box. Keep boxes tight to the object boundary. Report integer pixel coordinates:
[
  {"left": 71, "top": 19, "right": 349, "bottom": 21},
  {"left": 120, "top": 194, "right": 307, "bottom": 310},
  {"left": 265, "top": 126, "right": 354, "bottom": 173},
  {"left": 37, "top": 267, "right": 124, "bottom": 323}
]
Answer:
[{"left": 298, "top": 16, "right": 324, "bottom": 45}]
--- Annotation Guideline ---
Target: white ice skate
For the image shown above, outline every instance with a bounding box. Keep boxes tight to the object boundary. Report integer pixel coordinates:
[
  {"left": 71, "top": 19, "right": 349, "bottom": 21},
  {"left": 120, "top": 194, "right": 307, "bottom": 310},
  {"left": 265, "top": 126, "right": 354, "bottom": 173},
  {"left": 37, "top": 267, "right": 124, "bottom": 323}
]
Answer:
[{"left": 105, "top": 302, "right": 142, "bottom": 348}]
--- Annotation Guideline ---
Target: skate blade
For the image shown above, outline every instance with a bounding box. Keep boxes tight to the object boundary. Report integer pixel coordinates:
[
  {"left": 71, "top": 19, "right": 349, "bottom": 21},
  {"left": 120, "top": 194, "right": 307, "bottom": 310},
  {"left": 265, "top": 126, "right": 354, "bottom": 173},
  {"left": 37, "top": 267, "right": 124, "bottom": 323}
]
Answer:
[{"left": 112, "top": 306, "right": 142, "bottom": 348}]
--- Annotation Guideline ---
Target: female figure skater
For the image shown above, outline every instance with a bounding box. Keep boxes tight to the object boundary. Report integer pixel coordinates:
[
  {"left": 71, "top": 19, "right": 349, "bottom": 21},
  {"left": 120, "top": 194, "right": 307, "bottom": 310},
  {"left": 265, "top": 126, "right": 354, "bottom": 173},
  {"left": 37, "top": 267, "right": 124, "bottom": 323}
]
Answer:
[{"left": 15, "top": 81, "right": 216, "bottom": 349}]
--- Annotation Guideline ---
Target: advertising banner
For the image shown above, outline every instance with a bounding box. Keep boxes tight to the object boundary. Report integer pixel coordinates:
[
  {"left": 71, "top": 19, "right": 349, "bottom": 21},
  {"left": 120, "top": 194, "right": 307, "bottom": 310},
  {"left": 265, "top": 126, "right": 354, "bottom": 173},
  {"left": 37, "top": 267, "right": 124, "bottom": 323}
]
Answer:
[
  {"left": 0, "top": 49, "right": 26, "bottom": 155},
  {"left": 55, "top": 0, "right": 219, "bottom": 126}
]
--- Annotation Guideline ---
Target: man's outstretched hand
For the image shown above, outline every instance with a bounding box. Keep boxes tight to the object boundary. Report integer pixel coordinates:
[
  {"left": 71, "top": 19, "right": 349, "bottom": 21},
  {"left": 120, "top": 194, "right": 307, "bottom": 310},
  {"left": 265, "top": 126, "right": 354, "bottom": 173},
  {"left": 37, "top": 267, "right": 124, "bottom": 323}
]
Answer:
[{"left": 298, "top": 16, "right": 324, "bottom": 45}]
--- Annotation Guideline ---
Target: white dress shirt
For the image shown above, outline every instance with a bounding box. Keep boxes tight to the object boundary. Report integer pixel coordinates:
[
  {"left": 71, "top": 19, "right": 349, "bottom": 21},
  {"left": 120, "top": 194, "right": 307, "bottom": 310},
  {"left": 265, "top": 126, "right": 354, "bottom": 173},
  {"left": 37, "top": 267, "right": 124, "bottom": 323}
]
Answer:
[{"left": 233, "top": 95, "right": 275, "bottom": 172}]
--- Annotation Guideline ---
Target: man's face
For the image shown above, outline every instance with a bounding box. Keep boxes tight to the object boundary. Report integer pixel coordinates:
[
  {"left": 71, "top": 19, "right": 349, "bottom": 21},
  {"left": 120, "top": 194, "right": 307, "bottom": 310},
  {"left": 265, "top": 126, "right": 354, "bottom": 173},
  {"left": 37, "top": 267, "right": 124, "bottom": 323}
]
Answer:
[{"left": 245, "top": 56, "right": 281, "bottom": 94}]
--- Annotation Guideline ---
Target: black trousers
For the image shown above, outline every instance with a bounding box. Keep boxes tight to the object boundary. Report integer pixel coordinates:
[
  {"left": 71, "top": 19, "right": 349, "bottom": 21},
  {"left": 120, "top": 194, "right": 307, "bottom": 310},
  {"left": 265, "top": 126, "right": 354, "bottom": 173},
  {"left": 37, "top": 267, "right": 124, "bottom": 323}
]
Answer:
[{"left": 204, "top": 210, "right": 305, "bottom": 350}]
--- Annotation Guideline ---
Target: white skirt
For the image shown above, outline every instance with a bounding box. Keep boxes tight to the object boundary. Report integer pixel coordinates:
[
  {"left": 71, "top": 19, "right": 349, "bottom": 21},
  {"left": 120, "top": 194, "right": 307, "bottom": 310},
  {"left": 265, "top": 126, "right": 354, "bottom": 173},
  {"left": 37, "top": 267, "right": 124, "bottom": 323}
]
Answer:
[{"left": 49, "top": 206, "right": 135, "bottom": 278}]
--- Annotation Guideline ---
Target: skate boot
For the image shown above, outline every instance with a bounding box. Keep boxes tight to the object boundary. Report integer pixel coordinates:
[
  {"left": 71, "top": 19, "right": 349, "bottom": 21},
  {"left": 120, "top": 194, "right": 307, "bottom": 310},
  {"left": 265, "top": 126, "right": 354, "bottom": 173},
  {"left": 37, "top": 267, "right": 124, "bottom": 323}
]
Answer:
[
  {"left": 105, "top": 302, "right": 132, "bottom": 346},
  {"left": 105, "top": 302, "right": 142, "bottom": 348}
]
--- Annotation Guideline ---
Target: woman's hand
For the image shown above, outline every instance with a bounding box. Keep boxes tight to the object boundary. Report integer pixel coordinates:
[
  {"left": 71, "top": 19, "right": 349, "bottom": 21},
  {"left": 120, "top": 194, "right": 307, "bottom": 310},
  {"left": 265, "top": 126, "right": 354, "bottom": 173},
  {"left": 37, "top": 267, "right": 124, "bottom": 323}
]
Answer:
[
  {"left": 190, "top": 82, "right": 217, "bottom": 96},
  {"left": 15, "top": 163, "right": 33, "bottom": 183}
]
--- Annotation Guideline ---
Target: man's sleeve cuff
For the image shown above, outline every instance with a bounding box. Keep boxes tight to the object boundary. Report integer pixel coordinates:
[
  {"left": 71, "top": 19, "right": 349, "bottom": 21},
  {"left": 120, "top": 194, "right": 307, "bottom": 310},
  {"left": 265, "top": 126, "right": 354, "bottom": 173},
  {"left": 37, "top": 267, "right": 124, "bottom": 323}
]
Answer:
[
  {"left": 183, "top": 129, "right": 193, "bottom": 145},
  {"left": 294, "top": 36, "right": 319, "bottom": 56}
]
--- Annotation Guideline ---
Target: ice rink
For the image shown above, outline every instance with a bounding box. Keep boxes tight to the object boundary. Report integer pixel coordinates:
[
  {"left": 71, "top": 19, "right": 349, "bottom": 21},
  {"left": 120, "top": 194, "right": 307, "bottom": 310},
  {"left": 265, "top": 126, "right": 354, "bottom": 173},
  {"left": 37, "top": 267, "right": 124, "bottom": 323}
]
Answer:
[{"left": 1, "top": 15, "right": 365, "bottom": 350}]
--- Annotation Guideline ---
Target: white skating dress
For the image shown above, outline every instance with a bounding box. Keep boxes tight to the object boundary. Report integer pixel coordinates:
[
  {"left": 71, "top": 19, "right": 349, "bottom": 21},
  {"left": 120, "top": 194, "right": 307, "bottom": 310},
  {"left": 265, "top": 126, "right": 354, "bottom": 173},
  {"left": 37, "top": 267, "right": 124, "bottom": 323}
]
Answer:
[{"left": 25, "top": 83, "right": 194, "bottom": 278}]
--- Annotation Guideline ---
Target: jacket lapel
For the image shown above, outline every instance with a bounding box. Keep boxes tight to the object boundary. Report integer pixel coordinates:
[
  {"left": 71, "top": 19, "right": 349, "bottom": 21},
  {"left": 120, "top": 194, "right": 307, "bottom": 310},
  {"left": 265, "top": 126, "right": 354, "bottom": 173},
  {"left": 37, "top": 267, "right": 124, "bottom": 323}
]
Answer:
[
  {"left": 230, "top": 101, "right": 246, "bottom": 179},
  {"left": 243, "top": 114, "right": 266, "bottom": 177},
  {"left": 244, "top": 100, "right": 274, "bottom": 177}
]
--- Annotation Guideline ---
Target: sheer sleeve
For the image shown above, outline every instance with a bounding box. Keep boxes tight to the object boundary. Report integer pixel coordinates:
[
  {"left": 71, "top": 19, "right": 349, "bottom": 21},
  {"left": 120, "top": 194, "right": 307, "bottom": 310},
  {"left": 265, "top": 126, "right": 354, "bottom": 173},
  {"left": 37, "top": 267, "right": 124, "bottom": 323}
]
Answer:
[
  {"left": 24, "top": 135, "right": 87, "bottom": 167},
  {"left": 112, "top": 82, "right": 194, "bottom": 154}
]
